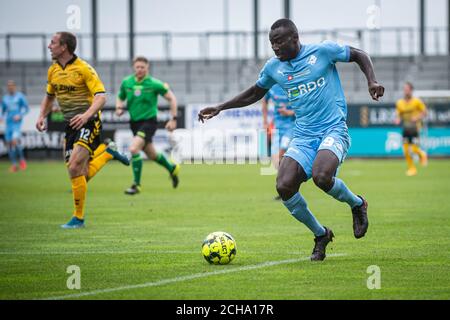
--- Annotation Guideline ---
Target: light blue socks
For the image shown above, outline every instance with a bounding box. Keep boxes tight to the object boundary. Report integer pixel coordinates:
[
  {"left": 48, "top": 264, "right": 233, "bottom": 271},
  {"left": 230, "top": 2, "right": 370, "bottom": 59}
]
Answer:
[
  {"left": 8, "top": 147, "right": 17, "bottom": 165},
  {"left": 327, "top": 178, "right": 363, "bottom": 208},
  {"left": 16, "top": 145, "right": 24, "bottom": 160},
  {"left": 283, "top": 192, "right": 326, "bottom": 237}
]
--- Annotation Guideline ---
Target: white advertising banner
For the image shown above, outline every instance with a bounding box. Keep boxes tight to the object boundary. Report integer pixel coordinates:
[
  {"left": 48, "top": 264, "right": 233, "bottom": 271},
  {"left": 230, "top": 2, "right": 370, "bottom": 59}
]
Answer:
[
  {"left": 185, "top": 103, "right": 268, "bottom": 130},
  {"left": 177, "top": 104, "right": 270, "bottom": 162}
]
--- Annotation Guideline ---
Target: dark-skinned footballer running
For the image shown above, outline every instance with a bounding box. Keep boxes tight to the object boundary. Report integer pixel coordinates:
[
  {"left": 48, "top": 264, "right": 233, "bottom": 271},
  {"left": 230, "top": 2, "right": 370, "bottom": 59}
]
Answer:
[{"left": 198, "top": 19, "right": 385, "bottom": 261}]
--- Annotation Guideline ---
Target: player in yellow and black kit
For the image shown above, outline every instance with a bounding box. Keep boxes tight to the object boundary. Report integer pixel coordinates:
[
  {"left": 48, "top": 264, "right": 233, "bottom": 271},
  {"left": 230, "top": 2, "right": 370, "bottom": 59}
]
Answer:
[
  {"left": 36, "top": 32, "right": 130, "bottom": 229},
  {"left": 395, "top": 82, "right": 428, "bottom": 176}
]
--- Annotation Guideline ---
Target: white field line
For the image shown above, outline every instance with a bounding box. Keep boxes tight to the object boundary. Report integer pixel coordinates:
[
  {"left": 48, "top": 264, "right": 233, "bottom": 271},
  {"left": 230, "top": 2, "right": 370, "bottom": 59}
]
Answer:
[
  {"left": 42, "top": 253, "right": 347, "bottom": 300},
  {"left": 0, "top": 250, "right": 318, "bottom": 255}
]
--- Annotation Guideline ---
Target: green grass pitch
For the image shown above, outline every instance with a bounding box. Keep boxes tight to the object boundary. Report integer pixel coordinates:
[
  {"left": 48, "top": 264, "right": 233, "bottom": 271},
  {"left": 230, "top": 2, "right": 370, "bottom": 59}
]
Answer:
[{"left": 0, "top": 159, "right": 449, "bottom": 299}]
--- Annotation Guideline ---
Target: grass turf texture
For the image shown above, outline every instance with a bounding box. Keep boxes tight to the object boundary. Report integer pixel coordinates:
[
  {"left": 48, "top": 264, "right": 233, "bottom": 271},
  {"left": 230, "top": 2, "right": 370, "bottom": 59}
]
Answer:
[{"left": 0, "top": 159, "right": 449, "bottom": 300}]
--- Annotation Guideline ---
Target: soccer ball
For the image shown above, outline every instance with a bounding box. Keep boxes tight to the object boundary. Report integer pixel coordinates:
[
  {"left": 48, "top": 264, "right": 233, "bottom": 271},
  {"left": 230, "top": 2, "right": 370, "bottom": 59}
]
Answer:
[{"left": 202, "top": 231, "right": 237, "bottom": 265}]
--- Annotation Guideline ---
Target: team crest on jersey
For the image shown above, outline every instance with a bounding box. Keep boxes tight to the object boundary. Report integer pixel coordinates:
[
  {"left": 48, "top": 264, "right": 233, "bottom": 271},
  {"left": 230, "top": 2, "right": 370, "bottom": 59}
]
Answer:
[
  {"left": 307, "top": 55, "right": 317, "bottom": 65},
  {"left": 134, "top": 89, "right": 142, "bottom": 96}
]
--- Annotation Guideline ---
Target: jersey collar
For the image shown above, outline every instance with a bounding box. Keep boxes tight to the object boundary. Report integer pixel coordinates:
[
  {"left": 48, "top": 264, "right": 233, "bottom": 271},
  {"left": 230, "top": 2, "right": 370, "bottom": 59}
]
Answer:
[
  {"left": 293, "top": 44, "right": 305, "bottom": 61},
  {"left": 57, "top": 54, "right": 78, "bottom": 70},
  {"left": 285, "top": 44, "right": 304, "bottom": 67},
  {"left": 135, "top": 74, "right": 151, "bottom": 83}
]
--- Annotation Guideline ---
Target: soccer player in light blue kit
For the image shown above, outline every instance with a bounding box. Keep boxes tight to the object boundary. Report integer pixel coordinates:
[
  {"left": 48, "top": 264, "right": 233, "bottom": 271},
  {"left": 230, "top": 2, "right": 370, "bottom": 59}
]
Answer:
[
  {"left": 199, "top": 19, "right": 384, "bottom": 261},
  {"left": 262, "top": 84, "right": 295, "bottom": 200},
  {"left": 1, "top": 80, "right": 29, "bottom": 172}
]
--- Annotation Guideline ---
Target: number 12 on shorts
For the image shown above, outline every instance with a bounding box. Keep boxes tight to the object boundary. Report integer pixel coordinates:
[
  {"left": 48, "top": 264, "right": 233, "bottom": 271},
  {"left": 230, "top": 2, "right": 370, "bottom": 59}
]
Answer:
[{"left": 80, "top": 128, "right": 91, "bottom": 141}]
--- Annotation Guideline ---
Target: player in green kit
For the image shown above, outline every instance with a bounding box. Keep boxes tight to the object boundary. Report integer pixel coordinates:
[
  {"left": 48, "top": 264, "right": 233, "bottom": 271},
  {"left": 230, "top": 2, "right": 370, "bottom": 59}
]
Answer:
[{"left": 116, "top": 56, "right": 180, "bottom": 195}]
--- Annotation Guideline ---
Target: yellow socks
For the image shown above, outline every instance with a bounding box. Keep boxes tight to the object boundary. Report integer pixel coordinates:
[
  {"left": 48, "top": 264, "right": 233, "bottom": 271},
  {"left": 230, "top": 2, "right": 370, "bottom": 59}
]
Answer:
[
  {"left": 403, "top": 143, "right": 415, "bottom": 170},
  {"left": 70, "top": 143, "right": 112, "bottom": 220},
  {"left": 87, "top": 145, "right": 113, "bottom": 180},
  {"left": 71, "top": 175, "right": 87, "bottom": 220},
  {"left": 403, "top": 143, "right": 418, "bottom": 176},
  {"left": 410, "top": 144, "right": 423, "bottom": 157},
  {"left": 410, "top": 144, "right": 428, "bottom": 165}
]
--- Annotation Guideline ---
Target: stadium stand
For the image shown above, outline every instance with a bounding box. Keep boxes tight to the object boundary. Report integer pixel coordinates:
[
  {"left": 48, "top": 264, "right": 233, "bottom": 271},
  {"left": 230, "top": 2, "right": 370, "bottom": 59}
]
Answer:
[{"left": 1, "top": 55, "right": 449, "bottom": 105}]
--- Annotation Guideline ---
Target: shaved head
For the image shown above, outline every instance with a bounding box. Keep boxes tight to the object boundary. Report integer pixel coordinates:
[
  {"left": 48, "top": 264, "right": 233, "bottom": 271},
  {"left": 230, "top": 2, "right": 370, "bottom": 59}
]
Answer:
[
  {"left": 269, "top": 19, "right": 300, "bottom": 61},
  {"left": 271, "top": 19, "right": 299, "bottom": 36}
]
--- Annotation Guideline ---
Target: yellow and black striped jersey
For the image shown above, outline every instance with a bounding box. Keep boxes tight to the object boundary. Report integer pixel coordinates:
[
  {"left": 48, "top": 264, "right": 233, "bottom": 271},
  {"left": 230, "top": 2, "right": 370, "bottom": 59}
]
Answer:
[
  {"left": 46, "top": 55, "right": 105, "bottom": 120},
  {"left": 396, "top": 97, "right": 427, "bottom": 129}
]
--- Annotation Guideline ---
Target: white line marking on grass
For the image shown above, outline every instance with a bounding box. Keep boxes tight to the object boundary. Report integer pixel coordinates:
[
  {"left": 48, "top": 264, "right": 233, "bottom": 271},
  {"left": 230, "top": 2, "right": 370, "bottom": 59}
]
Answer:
[{"left": 42, "top": 253, "right": 347, "bottom": 300}]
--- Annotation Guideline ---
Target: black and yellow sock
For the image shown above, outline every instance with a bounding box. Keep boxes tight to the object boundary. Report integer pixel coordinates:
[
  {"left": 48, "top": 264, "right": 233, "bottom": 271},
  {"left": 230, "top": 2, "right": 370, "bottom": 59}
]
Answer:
[
  {"left": 132, "top": 153, "right": 143, "bottom": 185},
  {"left": 155, "top": 153, "right": 175, "bottom": 173},
  {"left": 403, "top": 143, "right": 415, "bottom": 170},
  {"left": 411, "top": 144, "right": 425, "bottom": 158},
  {"left": 87, "top": 150, "right": 113, "bottom": 181},
  {"left": 71, "top": 175, "right": 87, "bottom": 220}
]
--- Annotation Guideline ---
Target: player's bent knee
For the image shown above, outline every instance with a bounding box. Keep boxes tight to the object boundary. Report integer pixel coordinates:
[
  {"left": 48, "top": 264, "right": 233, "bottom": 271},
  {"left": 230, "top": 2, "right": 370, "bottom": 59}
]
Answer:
[
  {"left": 276, "top": 179, "right": 296, "bottom": 201},
  {"left": 68, "top": 159, "right": 85, "bottom": 177},
  {"left": 312, "top": 171, "right": 333, "bottom": 191}
]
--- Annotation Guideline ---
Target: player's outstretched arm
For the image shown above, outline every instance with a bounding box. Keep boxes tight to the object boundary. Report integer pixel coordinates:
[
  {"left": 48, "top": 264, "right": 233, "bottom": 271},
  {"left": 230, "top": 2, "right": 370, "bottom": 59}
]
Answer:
[
  {"left": 198, "top": 85, "right": 268, "bottom": 123},
  {"left": 349, "top": 47, "right": 385, "bottom": 101}
]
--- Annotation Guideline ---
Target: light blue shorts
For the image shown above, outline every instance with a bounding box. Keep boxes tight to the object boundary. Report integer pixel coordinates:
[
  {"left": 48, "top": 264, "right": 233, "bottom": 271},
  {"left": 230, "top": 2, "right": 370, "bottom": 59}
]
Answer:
[
  {"left": 284, "top": 124, "right": 350, "bottom": 180},
  {"left": 271, "top": 127, "right": 293, "bottom": 155},
  {"left": 5, "top": 123, "right": 22, "bottom": 142}
]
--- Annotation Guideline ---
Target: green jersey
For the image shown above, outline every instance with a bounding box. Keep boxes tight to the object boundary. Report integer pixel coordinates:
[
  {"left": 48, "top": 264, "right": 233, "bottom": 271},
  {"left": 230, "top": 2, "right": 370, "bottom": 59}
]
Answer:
[{"left": 118, "top": 74, "right": 169, "bottom": 121}]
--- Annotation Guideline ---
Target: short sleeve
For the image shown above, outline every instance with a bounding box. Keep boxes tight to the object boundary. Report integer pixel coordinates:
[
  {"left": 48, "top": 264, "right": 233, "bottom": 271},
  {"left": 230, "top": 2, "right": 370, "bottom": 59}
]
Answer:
[
  {"left": 321, "top": 40, "right": 350, "bottom": 63},
  {"left": 416, "top": 98, "right": 426, "bottom": 112},
  {"left": 46, "top": 66, "right": 55, "bottom": 96},
  {"left": 256, "top": 61, "right": 276, "bottom": 90},
  {"left": 153, "top": 79, "right": 170, "bottom": 96},
  {"left": 83, "top": 63, "right": 106, "bottom": 95}
]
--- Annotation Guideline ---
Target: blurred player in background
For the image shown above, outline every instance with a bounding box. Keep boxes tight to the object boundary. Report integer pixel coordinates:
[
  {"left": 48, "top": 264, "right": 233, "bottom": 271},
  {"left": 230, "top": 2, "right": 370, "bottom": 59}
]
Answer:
[
  {"left": 261, "top": 84, "right": 295, "bottom": 200},
  {"left": 116, "top": 56, "right": 180, "bottom": 195},
  {"left": 395, "top": 82, "right": 428, "bottom": 176},
  {"left": 36, "top": 32, "right": 130, "bottom": 229},
  {"left": 199, "top": 19, "right": 385, "bottom": 261},
  {"left": 1, "top": 80, "right": 29, "bottom": 172}
]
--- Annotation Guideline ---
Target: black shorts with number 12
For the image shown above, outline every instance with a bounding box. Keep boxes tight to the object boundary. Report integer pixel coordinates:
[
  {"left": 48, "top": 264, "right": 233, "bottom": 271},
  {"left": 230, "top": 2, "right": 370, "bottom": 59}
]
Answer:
[{"left": 64, "top": 112, "right": 102, "bottom": 163}]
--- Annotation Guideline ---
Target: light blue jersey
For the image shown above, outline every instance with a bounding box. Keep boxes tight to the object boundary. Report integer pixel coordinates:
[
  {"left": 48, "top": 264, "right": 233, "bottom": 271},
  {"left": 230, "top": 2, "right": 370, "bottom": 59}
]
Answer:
[
  {"left": 264, "top": 84, "right": 295, "bottom": 132},
  {"left": 264, "top": 84, "right": 295, "bottom": 153},
  {"left": 256, "top": 40, "right": 350, "bottom": 138},
  {"left": 2, "top": 92, "right": 29, "bottom": 125},
  {"left": 2, "top": 92, "right": 29, "bottom": 142},
  {"left": 256, "top": 41, "right": 351, "bottom": 179}
]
